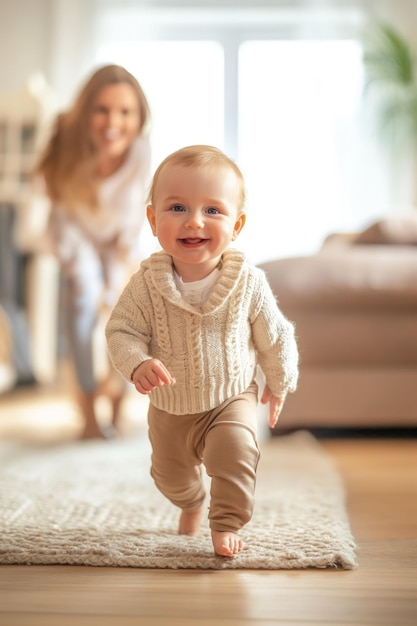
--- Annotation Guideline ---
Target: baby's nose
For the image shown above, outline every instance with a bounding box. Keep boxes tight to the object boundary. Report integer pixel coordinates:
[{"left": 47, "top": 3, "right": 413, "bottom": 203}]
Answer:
[{"left": 185, "top": 213, "right": 204, "bottom": 228}]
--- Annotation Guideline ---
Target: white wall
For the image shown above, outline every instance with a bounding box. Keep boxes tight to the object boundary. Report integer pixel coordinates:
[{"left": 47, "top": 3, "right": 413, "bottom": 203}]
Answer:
[
  {"left": 0, "top": 0, "right": 51, "bottom": 92},
  {"left": 0, "top": 0, "right": 94, "bottom": 104},
  {"left": 2, "top": 0, "right": 417, "bottom": 102}
]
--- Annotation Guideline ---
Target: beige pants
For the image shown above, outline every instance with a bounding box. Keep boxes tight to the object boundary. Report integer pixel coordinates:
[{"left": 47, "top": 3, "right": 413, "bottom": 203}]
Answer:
[{"left": 148, "top": 382, "right": 260, "bottom": 533}]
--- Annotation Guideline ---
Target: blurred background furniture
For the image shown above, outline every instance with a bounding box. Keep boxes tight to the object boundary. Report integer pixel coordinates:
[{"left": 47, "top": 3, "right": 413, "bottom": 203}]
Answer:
[
  {"left": 0, "top": 77, "right": 59, "bottom": 392},
  {"left": 259, "top": 217, "right": 417, "bottom": 430}
]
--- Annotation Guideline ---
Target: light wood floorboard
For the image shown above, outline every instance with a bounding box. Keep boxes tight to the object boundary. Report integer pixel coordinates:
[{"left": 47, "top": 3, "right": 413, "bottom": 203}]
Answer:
[{"left": 0, "top": 385, "right": 416, "bottom": 626}]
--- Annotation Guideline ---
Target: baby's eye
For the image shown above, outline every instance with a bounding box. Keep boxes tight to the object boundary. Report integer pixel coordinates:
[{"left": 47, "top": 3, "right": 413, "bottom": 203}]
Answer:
[
  {"left": 206, "top": 207, "right": 219, "bottom": 214},
  {"left": 171, "top": 204, "right": 186, "bottom": 212}
]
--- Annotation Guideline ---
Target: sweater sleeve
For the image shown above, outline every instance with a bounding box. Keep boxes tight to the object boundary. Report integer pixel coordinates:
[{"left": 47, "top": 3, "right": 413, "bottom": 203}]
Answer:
[
  {"left": 251, "top": 271, "right": 299, "bottom": 397},
  {"left": 105, "top": 272, "right": 153, "bottom": 381}
]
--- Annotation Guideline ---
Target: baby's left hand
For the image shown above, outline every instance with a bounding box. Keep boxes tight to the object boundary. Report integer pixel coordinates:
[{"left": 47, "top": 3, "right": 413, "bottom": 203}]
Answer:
[{"left": 260, "top": 385, "right": 287, "bottom": 428}]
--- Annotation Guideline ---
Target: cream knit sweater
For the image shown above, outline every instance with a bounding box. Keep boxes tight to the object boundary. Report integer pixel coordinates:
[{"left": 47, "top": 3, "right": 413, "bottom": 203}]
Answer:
[{"left": 105, "top": 249, "right": 299, "bottom": 415}]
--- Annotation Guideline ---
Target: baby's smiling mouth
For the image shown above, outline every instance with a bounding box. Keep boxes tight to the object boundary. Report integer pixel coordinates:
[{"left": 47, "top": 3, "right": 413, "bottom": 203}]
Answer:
[{"left": 180, "top": 238, "right": 207, "bottom": 245}]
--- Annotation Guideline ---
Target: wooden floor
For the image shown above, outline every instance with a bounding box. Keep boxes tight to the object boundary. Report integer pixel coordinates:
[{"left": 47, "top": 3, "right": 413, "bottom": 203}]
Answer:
[{"left": 0, "top": 384, "right": 416, "bottom": 626}]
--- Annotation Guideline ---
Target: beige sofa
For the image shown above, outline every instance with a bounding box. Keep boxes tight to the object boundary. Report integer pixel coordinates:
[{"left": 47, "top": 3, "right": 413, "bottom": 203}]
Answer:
[{"left": 258, "top": 217, "right": 417, "bottom": 430}]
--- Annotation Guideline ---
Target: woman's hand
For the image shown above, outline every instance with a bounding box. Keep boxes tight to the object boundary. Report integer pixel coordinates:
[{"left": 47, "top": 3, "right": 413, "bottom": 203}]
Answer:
[
  {"left": 260, "top": 385, "right": 287, "bottom": 429},
  {"left": 132, "top": 359, "right": 176, "bottom": 395}
]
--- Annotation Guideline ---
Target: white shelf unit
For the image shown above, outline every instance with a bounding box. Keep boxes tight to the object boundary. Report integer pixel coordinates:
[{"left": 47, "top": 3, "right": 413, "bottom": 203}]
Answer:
[
  {"left": 0, "top": 117, "right": 38, "bottom": 204},
  {"left": 0, "top": 87, "right": 59, "bottom": 386}
]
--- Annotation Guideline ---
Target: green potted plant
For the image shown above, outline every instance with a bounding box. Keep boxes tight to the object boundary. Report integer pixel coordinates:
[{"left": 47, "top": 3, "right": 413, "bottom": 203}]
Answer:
[{"left": 362, "top": 22, "right": 417, "bottom": 156}]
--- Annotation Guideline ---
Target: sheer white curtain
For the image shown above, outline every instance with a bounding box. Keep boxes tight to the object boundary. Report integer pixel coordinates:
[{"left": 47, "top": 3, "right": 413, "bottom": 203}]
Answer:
[{"left": 91, "top": 4, "right": 390, "bottom": 263}]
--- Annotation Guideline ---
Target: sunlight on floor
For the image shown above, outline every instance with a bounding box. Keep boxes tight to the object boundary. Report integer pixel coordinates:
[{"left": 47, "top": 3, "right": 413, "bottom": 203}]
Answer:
[{"left": 0, "top": 385, "right": 149, "bottom": 443}]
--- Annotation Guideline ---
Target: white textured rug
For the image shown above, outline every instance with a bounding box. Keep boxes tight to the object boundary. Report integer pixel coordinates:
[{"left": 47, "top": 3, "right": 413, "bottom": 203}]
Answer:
[{"left": 0, "top": 430, "right": 357, "bottom": 570}]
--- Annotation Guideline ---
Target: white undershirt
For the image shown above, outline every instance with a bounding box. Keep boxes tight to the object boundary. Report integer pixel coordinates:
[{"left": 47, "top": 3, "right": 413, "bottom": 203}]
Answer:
[{"left": 174, "top": 267, "right": 221, "bottom": 307}]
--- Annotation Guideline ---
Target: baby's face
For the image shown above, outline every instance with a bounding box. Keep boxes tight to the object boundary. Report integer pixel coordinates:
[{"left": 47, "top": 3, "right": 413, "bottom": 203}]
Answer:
[{"left": 147, "top": 162, "right": 245, "bottom": 281}]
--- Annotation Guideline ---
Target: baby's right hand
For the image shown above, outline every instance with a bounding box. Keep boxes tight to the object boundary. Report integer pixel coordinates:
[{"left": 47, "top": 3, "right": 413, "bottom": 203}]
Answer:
[{"left": 132, "top": 359, "right": 176, "bottom": 395}]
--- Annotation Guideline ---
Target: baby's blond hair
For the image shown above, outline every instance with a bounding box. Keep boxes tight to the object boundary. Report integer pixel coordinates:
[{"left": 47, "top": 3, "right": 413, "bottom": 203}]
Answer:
[{"left": 147, "top": 145, "right": 246, "bottom": 214}]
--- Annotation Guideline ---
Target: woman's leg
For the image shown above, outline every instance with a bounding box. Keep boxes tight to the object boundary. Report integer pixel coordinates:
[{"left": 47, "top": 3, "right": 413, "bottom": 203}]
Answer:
[
  {"left": 62, "top": 247, "right": 104, "bottom": 438},
  {"left": 97, "top": 367, "right": 127, "bottom": 432},
  {"left": 98, "top": 250, "right": 131, "bottom": 430}
]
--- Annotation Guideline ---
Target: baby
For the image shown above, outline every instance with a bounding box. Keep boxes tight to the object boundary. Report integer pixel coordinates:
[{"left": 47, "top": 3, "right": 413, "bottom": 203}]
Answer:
[{"left": 105, "top": 145, "right": 299, "bottom": 557}]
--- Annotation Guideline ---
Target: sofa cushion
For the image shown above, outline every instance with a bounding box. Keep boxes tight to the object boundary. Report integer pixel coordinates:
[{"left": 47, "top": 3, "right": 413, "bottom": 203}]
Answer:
[
  {"left": 354, "top": 216, "right": 417, "bottom": 245},
  {"left": 285, "top": 311, "right": 417, "bottom": 366},
  {"left": 259, "top": 246, "right": 417, "bottom": 311}
]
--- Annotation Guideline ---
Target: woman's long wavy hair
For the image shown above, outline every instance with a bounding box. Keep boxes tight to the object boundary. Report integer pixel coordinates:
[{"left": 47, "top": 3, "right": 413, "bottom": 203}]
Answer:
[{"left": 34, "top": 64, "right": 151, "bottom": 213}]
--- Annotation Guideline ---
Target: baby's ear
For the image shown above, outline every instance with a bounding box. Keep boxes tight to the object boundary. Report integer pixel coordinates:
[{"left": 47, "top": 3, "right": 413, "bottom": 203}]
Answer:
[
  {"left": 233, "top": 212, "right": 246, "bottom": 239},
  {"left": 146, "top": 205, "right": 157, "bottom": 235}
]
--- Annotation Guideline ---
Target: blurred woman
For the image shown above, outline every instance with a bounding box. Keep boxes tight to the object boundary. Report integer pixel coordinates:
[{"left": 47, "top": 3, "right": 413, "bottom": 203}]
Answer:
[{"left": 33, "top": 64, "right": 151, "bottom": 438}]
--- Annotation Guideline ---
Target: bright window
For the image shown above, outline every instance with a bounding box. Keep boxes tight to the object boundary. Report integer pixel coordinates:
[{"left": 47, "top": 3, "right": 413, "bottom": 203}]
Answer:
[
  {"left": 93, "top": 7, "right": 388, "bottom": 263},
  {"left": 237, "top": 40, "right": 370, "bottom": 260}
]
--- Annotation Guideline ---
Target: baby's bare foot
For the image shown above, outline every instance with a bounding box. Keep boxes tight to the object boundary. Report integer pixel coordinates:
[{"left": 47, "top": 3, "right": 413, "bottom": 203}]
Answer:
[
  {"left": 179, "top": 506, "right": 204, "bottom": 536},
  {"left": 211, "top": 530, "right": 244, "bottom": 557}
]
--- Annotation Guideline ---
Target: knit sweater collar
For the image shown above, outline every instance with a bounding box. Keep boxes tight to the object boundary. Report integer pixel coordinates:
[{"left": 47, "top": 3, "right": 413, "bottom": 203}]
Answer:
[{"left": 147, "top": 248, "right": 247, "bottom": 314}]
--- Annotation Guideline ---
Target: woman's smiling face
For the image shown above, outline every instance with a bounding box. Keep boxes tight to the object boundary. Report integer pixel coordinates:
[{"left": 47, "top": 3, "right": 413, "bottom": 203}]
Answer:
[{"left": 89, "top": 83, "right": 141, "bottom": 161}]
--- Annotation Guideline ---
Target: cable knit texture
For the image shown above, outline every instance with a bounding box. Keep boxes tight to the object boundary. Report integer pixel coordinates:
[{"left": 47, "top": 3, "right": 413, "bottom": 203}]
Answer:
[{"left": 105, "top": 248, "right": 299, "bottom": 415}]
